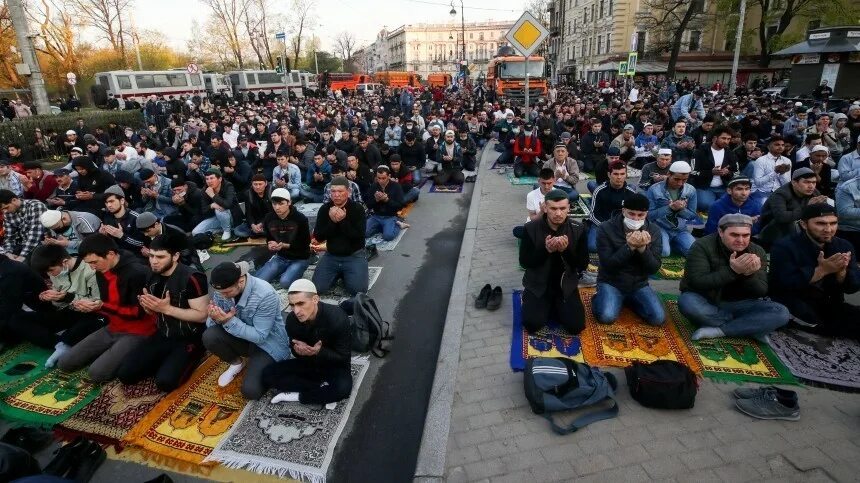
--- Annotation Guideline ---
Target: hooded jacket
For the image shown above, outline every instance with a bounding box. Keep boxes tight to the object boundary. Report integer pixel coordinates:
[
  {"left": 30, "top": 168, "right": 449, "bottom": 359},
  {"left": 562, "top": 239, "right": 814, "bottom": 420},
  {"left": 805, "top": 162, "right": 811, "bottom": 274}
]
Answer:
[
  {"left": 94, "top": 250, "right": 156, "bottom": 336},
  {"left": 49, "top": 259, "right": 101, "bottom": 310},
  {"left": 596, "top": 213, "right": 663, "bottom": 293},
  {"left": 71, "top": 156, "right": 116, "bottom": 214}
]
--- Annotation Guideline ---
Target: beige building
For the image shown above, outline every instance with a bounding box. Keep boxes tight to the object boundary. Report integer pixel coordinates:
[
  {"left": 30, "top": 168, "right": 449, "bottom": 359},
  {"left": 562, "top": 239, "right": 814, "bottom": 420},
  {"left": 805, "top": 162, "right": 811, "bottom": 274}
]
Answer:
[{"left": 361, "top": 21, "right": 515, "bottom": 79}]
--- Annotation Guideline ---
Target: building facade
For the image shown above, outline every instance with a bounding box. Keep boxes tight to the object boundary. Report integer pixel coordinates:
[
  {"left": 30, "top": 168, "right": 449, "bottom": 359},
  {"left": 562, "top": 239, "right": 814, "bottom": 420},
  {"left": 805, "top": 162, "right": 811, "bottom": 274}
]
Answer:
[{"left": 361, "top": 21, "right": 516, "bottom": 80}]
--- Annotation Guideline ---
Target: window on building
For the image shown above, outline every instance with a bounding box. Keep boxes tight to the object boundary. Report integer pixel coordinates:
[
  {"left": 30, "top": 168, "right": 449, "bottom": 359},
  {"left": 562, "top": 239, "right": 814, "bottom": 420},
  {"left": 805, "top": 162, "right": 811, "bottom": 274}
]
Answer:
[
  {"left": 479, "top": 32, "right": 484, "bottom": 41},
  {"left": 605, "top": 33, "right": 611, "bottom": 53},
  {"left": 597, "top": 35, "right": 603, "bottom": 54},
  {"left": 591, "top": 4, "right": 595, "bottom": 20},
  {"left": 608, "top": 0, "right": 613, "bottom": 15},
  {"left": 637, "top": 31, "right": 646, "bottom": 56},
  {"left": 766, "top": 24, "right": 778, "bottom": 39},
  {"left": 588, "top": 37, "right": 593, "bottom": 56},
  {"left": 469, "top": 33, "right": 473, "bottom": 39},
  {"left": 584, "top": 10, "right": 587, "bottom": 23},
  {"left": 690, "top": 0, "right": 705, "bottom": 14},
  {"left": 688, "top": 30, "right": 701, "bottom": 51},
  {"left": 599, "top": 0, "right": 605, "bottom": 18}
]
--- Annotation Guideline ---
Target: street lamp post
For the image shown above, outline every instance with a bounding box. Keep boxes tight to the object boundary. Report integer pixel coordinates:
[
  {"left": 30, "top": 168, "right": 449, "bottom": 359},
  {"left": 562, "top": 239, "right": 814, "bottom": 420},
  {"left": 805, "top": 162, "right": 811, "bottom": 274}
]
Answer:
[{"left": 450, "top": 0, "right": 466, "bottom": 81}]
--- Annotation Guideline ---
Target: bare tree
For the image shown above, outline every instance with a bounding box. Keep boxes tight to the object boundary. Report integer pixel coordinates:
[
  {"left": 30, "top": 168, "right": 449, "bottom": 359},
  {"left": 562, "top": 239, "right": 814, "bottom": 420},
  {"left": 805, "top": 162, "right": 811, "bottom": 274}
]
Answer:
[
  {"left": 333, "top": 30, "right": 356, "bottom": 61},
  {"left": 69, "top": 0, "right": 131, "bottom": 60},
  {"left": 639, "top": 0, "right": 709, "bottom": 79},
  {"left": 27, "top": 0, "right": 80, "bottom": 83},
  {"left": 524, "top": 0, "right": 550, "bottom": 25},
  {"left": 242, "top": 0, "right": 277, "bottom": 68},
  {"left": 200, "top": 0, "right": 249, "bottom": 69},
  {"left": 288, "top": 0, "right": 315, "bottom": 70}
]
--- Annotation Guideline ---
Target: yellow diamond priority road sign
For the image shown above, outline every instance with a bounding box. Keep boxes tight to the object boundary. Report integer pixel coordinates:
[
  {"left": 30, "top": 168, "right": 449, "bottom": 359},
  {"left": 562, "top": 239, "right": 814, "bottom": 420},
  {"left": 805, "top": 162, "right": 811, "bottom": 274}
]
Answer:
[{"left": 505, "top": 11, "right": 550, "bottom": 57}]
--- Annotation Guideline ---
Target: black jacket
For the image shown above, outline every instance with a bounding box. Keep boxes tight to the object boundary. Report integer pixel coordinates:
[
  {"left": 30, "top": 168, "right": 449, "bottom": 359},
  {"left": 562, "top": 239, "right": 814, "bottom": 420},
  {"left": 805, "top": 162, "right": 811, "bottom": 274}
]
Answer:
[
  {"left": 200, "top": 180, "right": 243, "bottom": 226},
  {"left": 313, "top": 200, "right": 366, "bottom": 256},
  {"left": 365, "top": 181, "right": 404, "bottom": 217},
  {"left": 285, "top": 302, "right": 351, "bottom": 369},
  {"left": 520, "top": 216, "right": 588, "bottom": 298},
  {"left": 71, "top": 156, "right": 116, "bottom": 214},
  {"left": 0, "top": 255, "right": 48, "bottom": 325},
  {"left": 354, "top": 144, "right": 382, "bottom": 169},
  {"left": 174, "top": 183, "right": 206, "bottom": 227},
  {"left": 243, "top": 188, "right": 273, "bottom": 227},
  {"left": 595, "top": 214, "right": 663, "bottom": 293},
  {"left": 223, "top": 159, "right": 252, "bottom": 194},
  {"left": 758, "top": 183, "right": 819, "bottom": 244},
  {"left": 398, "top": 141, "right": 425, "bottom": 169},
  {"left": 691, "top": 145, "right": 739, "bottom": 189}
]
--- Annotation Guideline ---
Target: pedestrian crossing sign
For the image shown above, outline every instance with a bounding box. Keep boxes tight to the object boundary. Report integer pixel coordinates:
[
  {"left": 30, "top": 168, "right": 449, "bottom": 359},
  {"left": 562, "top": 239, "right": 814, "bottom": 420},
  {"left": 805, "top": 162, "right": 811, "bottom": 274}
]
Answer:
[{"left": 505, "top": 11, "right": 550, "bottom": 57}]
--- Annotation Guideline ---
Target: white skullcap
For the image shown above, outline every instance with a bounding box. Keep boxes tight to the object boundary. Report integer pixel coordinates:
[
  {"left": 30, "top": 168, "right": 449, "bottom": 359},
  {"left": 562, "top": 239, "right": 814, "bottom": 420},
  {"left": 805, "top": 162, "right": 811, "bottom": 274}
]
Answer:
[
  {"left": 288, "top": 278, "right": 317, "bottom": 294},
  {"left": 669, "top": 161, "right": 692, "bottom": 174},
  {"left": 810, "top": 145, "right": 829, "bottom": 154},
  {"left": 445, "top": 130, "right": 455, "bottom": 136},
  {"left": 40, "top": 210, "right": 62, "bottom": 229},
  {"left": 658, "top": 148, "right": 673, "bottom": 156}
]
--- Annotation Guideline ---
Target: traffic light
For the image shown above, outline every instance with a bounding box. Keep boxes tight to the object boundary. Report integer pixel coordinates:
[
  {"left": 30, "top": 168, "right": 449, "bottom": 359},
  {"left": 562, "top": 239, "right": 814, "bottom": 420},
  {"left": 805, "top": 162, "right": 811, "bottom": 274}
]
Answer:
[{"left": 275, "top": 57, "right": 283, "bottom": 74}]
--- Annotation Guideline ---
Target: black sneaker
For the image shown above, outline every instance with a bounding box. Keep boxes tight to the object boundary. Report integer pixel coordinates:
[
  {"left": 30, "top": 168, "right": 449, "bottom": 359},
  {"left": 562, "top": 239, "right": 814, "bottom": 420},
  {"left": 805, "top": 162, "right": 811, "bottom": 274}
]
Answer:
[
  {"left": 475, "top": 284, "right": 492, "bottom": 309},
  {"left": 735, "top": 389, "right": 800, "bottom": 421},
  {"left": 70, "top": 440, "right": 107, "bottom": 483},
  {"left": 366, "top": 245, "right": 379, "bottom": 262},
  {"left": 486, "top": 286, "right": 503, "bottom": 311}
]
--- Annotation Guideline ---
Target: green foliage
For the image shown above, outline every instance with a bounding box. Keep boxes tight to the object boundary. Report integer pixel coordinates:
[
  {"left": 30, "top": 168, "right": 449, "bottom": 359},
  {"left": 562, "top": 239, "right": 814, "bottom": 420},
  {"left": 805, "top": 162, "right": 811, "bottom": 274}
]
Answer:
[
  {"left": 296, "top": 51, "right": 342, "bottom": 73},
  {"left": 0, "top": 110, "right": 143, "bottom": 163}
]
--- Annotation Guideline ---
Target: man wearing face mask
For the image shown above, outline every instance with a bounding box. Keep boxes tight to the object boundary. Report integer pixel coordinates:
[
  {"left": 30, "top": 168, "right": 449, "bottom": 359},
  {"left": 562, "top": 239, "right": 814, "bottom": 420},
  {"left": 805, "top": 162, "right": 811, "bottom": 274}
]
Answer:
[
  {"left": 457, "top": 129, "right": 478, "bottom": 172},
  {"left": 512, "top": 123, "right": 543, "bottom": 178},
  {"left": 593, "top": 193, "right": 665, "bottom": 326}
]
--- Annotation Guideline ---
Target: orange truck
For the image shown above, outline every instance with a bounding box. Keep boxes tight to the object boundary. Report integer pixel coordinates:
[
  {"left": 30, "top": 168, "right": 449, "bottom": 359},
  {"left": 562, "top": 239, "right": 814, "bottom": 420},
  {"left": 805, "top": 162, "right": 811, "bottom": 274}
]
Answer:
[
  {"left": 322, "top": 73, "right": 372, "bottom": 91},
  {"left": 374, "top": 71, "right": 421, "bottom": 87},
  {"left": 485, "top": 53, "right": 547, "bottom": 101},
  {"left": 427, "top": 73, "right": 452, "bottom": 88}
]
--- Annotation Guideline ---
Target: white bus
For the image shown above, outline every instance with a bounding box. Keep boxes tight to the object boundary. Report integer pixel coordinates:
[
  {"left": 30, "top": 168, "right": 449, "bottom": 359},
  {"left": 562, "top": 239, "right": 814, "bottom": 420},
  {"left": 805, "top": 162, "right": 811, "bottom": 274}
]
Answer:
[
  {"left": 92, "top": 70, "right": 206, "bottom": 102},
  {"left": 226, "top": 69, "right": 318, "bottom": 99},
  {"left": 203, "top": 73, "right": 232, "bottom": 97}
]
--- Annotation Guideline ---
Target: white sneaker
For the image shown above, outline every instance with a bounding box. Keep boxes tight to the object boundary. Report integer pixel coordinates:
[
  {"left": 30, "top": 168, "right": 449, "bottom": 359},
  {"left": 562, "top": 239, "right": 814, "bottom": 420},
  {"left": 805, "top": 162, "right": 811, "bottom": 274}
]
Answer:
[
  {"left": 325, "top": 402, "right": 337, "bottom": 410},
  {"left": 221, "top": 231, "right": 233, "bottom": 242},
  {"left": 271, "top": 392, "right": 300, "bottom": 404},
  {"left": 45, "top": 342, "right": 70, "bottom": 368},
  {"left": 217, "top": 362, "right": 245, "bottom": 387}
]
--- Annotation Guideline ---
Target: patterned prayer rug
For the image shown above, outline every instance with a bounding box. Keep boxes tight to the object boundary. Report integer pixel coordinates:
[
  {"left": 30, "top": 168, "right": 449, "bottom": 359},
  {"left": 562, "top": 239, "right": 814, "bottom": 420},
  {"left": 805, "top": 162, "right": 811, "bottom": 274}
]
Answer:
[
  {"left": 366, "top": 228, "right": 407, "bottom": 251},
  {"left": 296, "top": 202, "right": 324, "bottom": 220},
  {"left": 429, "top": 183, "right": 464, "bottom": 193},
  {"left": 205, "top": 358, "right": 370, "bottom": 483},
  {"left": 769, "top": 329, "right": 860, "bottom": 391},
  {"left": 579, "top": 289, "right": 703, "bottom": 372},
  {"left": 588, "top": 253, "right": 600, "bottom": 274},
  {"left": 663, "top": 295, "right": 797, "bottom": 384},
  {"left": 56, "top": 378, "right": 166, "bottom": 448},
  {"left": 507, "top": 173, "right": 538, "bottom": 186},
  {"left": 0, "top": 368, "right": 102, "bottom": 428},
  {"left": 122, "top": 356, "right": 248, "bottom": 468},
  {"left": 568, "top": 196, "right": 591, "bottom": 220},
  {"left": 277, "top": 266, "right": 382, "bottom": 312},
  {"left": 510, "top": 291, "right": 584, "bottom": 371},
  {"left": 0, "top": 344, "right": 51, "bottom": 396},
  {"left": 653, "top": 255, "right": 686, "bottom": 280}
]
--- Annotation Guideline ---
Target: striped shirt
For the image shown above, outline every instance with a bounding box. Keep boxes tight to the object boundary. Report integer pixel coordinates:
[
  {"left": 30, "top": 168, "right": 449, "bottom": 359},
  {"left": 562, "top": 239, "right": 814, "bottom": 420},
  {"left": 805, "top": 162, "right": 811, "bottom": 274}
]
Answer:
[{"left": 2, "top": 199, "right": 47, "bottom": 257}]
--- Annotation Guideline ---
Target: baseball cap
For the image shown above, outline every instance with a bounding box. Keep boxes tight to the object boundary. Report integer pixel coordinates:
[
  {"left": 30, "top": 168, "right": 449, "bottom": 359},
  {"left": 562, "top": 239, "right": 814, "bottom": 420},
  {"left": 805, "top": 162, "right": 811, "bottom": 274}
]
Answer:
[
  {"left": 560, "top": 132, "right": 572, "bottom": 139},
  {"left": 270, "top": 187, "right": 291, "bottom": 201},
  {"left": 210, "top": 262, "right": 242, "bottom": 290},
  {"left": 136, "top": 212, "right": 158, "bottom": 229},
  {"left": 801, "top": 203, "right": 836, "bottom": 221},
  {"left": 287, "top": 278, "right": 317, "bottom": 294},
  {"left": 623, "top": 124, "right": 635, "bottom": 131}
]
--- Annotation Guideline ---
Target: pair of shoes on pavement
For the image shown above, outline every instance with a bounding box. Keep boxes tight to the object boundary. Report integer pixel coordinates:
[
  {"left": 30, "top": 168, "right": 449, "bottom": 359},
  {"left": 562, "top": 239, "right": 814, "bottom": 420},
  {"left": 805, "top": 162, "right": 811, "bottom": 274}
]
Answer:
[
  {"left": 476, "top": 284, "right": 502, "bottom": 310},
  {"left": 733, "top": 385, "right": 799, "bottom": 421}
]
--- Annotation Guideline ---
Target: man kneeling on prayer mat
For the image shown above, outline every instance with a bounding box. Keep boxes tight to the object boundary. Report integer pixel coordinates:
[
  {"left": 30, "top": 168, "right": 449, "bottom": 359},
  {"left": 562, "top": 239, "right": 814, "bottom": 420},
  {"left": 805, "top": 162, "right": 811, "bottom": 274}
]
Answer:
[
  {"left": 203, "top": 261, "right": 290, "bottom": 399},
  {"left": 768, "top": 203, "right": 860, "bottom": 339},
  {"left": 592, "top": 193, "right": 665, "bottom": 325},
  {"left": 519, "top": 189, "right": 588, "bottom": 335},
  {"left": 678, "top": 213, "right": 789, "bottom": 342},
  {"left": 262, "top": 279, "right": 352, "bottom": 409}
]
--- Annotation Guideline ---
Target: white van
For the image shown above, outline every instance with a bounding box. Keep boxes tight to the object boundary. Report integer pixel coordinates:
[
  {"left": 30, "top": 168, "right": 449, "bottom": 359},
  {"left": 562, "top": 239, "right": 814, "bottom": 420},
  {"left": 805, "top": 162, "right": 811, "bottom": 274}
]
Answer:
[{"left": 356, "top": 83, "right": 384, "bottom": 96}]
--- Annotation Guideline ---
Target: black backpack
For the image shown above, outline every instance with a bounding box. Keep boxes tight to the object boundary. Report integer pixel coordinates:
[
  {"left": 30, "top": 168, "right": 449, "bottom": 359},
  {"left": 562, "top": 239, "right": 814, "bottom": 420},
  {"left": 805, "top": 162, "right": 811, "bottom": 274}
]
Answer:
[
  {"left": 524, "top": 357, "right": 619, "bottom": 435},
  {"left": 624, "top": 360, "right": 698, "bottom": 409},
  {"left": 343, "top": 293, "right": 393, "bottom": 357}
]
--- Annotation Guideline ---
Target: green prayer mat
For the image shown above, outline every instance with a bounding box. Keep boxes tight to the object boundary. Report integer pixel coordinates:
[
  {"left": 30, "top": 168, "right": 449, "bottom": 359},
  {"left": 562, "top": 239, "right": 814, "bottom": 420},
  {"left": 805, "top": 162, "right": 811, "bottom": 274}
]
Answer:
[
  {"left": 0, "top": 344, "right": 51, "bottom": 397},
  {"left": 0, "top": 368, "right": 102, "bottom": 428},
  {"left": 653, "top": 255, "right": 686, "bottom": 280},
  {"left": 507, "top": 173, "right": 538, "bottom": 186},
  {"left": 662, "top": 294, "right": 797, "bottom": 385}
]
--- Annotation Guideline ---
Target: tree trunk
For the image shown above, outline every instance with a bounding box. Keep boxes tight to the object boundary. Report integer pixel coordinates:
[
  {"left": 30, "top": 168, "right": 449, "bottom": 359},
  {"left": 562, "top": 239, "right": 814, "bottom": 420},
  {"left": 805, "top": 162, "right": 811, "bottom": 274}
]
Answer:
[{"left": 666, "top": 3, "right": 696, "bottom": 79}]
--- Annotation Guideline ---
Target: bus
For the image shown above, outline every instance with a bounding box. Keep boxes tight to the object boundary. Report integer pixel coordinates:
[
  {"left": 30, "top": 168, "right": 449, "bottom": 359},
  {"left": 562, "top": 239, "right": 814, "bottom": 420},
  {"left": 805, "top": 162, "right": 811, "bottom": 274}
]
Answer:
[
  {"left": 203, "top": 73, "right": 232, "bottom": 97},
  {"left": 227, "top": 70, "right": 293, "bottom": 97},
  {"left": 91, "top": 70, "right": 206, "bottom": 103},
  {"left": 427, "top": 73, "right": 452, "bottom": 88},
  {"left": 374, "top": 71, "right": 421, "bottom": 88},
  {"left": 485, "top": 47, "right": 547, "bottom": 101}
]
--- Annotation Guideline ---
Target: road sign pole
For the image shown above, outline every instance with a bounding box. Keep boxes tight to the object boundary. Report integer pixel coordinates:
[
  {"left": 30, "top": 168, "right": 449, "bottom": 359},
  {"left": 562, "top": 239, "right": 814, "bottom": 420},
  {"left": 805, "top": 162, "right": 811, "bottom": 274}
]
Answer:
[{"left": 524, "top": 57, "right": 530, "bottom": 111}]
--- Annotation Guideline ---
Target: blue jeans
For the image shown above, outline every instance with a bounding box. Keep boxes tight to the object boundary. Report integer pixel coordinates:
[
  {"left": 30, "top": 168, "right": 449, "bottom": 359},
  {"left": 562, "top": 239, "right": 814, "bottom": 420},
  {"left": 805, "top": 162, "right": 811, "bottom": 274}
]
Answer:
[
  {"left": 366, "top": 215, "right": 400, "bottom": 241},
  {"left": 412, "top": 168, "right": 422, "bottom": 185},
  {"left": 254, "top": 254, "right": 311, "bottom": 288},
  {"left": 403, "top": 186, "right": 420, "bottom": 204},
  {"left": 659, "top": 227, "right": 695, "bottom": 257},
  {"left": 587, "top": 224, "right": 599, "bottom": 253},
  {"left": 554, "top": 184, "right": 580, "bottom": 203},
  {"left": 696, "top": 187, "right": 724, "bottom": 212},
  {"left": 312, "top": 250, "right": 369, "bottom": 295},
  {"left": 192, "top": 210, "right": 232, "bottom": 236},
  {"left": 592, "top": 283, "right": 666, "bottom": 326},
  {"left": 587, "top": 180, "right": 597, "bottom": 193},
  {"left": 750, "top": 191, "right": 770, "bottom": 209},
  {"left": 300, "top": 187, "right": 324, "bottom": 203},
  {"left": 233, "top": 222, "right": 262, "bottom": 238},
  {"left": 678, "top": 292, "right": 789, "bottom": 337}
]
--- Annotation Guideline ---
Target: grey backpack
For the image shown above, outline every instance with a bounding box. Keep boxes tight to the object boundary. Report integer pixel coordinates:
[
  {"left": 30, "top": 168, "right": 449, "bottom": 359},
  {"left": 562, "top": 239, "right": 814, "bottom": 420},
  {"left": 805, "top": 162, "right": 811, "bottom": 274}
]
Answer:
[
  {"left": 343, "top": 293, "right": 393, "bottom": 357},
  {"left": 523, "top": 357, "right": 618, "bottom": 434}
]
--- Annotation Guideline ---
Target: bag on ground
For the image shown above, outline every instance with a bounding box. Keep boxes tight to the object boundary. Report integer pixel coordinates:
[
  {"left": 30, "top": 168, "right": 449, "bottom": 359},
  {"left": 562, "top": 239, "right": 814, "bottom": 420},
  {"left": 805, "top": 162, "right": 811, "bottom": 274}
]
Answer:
[
  {"left": 624, "top": 360, "right": 698, "bottom": 409},
  {"left": 343, "top": 293, "right": 393, "bottom": 357},
  {"left": 523, "top": 357, "right": 618, "bottom": 434}
]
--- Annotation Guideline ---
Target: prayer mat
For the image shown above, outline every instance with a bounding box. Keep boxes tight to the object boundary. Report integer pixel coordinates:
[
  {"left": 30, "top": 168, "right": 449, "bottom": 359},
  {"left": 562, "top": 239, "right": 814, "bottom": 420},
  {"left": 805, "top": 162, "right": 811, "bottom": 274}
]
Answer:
[
  {"left": 507, "top": 172, "right": 538, "bottom": 186},
  {"left": 769, "top": 329, "right": 860, "bottom": 391},
  {"left": 588, "top": 253, "right": 600, "bottom": 274},
  {"left": 396, "top": 202, "right": 415, "bottom": 220},
  {"left": 278, "top": 266, "right": 383, "bottom": 311},
  {"left": 222, "top": 237, "right": 267, "bottom": 248},
  {"left": 429, "top": 183, "right": 464, "bottom": 193},
  {"left": 366, "top": 228, "right": 407, "bottom": 251},
  {"left": 122, "top": 356, "right": 248, "bottom": 468},
  {"left": 0, "top": 368, "right": 102, "bottom": 428},
  {"left": 653, "top": 255, "right": 686, "bottom": 280},
  {"left": 0, "top": 344, "right": 51, "bottom": 396},
  {"left": 510, "top": 291, "right": 583, "bottom": 371},
  {"left": 579, "top": 289, "right": 703, "bottom": 372},
  {"left": 568, "top": 197, "right": 591, "bottom": 220},
  {"left": 207, "top": 242, "right": 236, "bottom": 255},
  {"left": 205, "top": 357, "right": 370, "bottom": 483},
  {"left": 663, "top": 295, "right": 797, "bottom": 384},
  {"left": 56, "top": 378, "right": 165, "bottom": 448},
  {"left": 296, "top": 202, "right": 324, "bottom": 220}
]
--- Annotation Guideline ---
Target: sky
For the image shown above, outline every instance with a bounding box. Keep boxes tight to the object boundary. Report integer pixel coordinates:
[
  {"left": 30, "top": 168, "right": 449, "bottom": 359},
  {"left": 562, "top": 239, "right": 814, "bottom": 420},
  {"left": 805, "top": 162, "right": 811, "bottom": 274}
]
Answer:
[{"left": 131, "top": 0, "right": 524, "bottom": 52}]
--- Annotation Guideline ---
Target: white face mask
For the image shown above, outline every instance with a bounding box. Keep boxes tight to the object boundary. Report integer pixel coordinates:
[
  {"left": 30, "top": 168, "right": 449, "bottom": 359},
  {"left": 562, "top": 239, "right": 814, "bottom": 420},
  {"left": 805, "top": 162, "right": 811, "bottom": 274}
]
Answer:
[
  {"left": 623, "top": 217, "right": 645, "bottom": 231},
  {"left": 512, "top": 128, "right": 520, "bottom": 134},
  {"left": 524, "top": 130, "right": 533, "bottom": 136}
]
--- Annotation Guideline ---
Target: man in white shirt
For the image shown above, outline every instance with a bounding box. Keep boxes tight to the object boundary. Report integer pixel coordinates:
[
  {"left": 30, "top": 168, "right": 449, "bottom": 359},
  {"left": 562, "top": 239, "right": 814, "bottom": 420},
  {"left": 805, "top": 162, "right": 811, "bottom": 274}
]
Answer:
[
  {"left": 513, "top": 168, "right": 555, "bottom": 239},
  {"left": 222, "top": 125, "right": 240, "bottom": 149},
  {"left": 751, "top": 135, "right": 792, "bottom": 208},
  {"left": 628, "top": 85, "right": 639, "bottom": 103}
]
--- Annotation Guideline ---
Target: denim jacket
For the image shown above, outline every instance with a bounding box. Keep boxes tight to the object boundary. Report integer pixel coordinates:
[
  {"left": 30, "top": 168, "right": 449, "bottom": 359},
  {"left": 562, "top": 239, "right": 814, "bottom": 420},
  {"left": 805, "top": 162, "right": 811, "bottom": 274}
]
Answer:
[
  {"left": 836, "top": 178, "right": 860, "bottom": 232},
  {"left": 207, "top": 274, "right": 290, "bottom": 361},
  {"left": 646, "top": 181, "right": 700, "bottom": 234}
]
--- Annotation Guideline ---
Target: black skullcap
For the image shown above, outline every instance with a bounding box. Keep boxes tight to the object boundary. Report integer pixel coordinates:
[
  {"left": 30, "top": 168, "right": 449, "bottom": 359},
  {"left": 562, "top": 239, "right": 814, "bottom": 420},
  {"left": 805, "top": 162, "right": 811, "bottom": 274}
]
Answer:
[
  {"left": 330, "top": 177, "right": 350, "bottom": 188},
  {"left": 210, "top": 262, "right": 242, "bottom": 289},
  {"left": 544, "top": 189, "right": 568, "bottom": 202},
  {"left": 801, "top": 203, "right": 836, "bottom": 221},
  {"left": 138, "top": 168, "right": 155, "bottom": 180},
  {"left": 623, "top": 193, "right": 650, "bottom": 212}
]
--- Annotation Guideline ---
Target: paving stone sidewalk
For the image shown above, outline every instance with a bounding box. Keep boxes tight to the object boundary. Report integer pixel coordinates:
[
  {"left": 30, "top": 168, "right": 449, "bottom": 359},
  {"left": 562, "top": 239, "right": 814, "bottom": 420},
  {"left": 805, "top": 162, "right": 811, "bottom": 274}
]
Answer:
[{"left": 444, "top": 149, "right": 860, "bottom": 483}]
